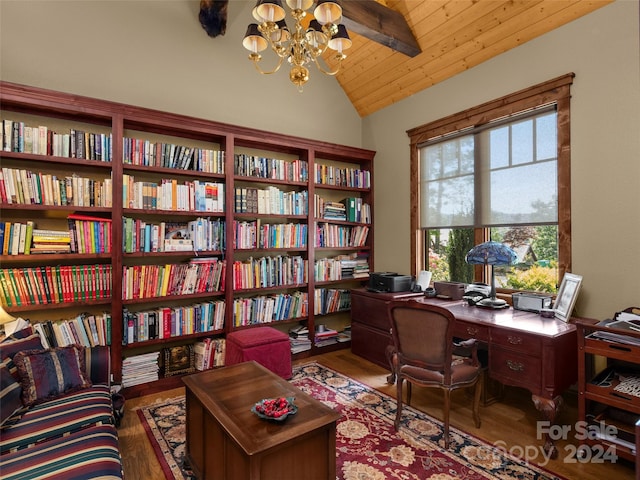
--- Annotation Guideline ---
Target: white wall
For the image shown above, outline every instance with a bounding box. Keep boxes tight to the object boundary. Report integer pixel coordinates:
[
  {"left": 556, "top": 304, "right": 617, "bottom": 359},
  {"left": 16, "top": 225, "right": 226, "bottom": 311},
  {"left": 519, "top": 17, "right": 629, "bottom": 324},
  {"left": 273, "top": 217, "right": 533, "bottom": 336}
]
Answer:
[
  {"left": 363, "top": 0, "right": 640, "bottom": 320},
  {"left": 0, "top": 0, "right": 362, "bottom": 146}
]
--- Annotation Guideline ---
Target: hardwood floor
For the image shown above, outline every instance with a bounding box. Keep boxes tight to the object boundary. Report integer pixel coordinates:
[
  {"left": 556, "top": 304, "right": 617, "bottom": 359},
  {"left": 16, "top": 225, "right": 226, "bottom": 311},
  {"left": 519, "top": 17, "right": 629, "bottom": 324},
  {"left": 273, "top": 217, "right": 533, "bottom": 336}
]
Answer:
[{"left": 118, "top": 350, "right": 635, "bottom": 479}]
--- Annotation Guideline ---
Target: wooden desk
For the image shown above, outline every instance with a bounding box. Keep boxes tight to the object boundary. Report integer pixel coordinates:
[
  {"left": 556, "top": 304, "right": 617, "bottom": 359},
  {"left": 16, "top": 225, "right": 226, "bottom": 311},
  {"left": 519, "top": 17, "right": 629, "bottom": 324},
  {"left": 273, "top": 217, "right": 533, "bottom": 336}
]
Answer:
[
  {"left": 183, "top": 361, "right": 341, "bottom": 480},
  {"left": 350, "top": 289, "right": 578, "bottom": 457}
]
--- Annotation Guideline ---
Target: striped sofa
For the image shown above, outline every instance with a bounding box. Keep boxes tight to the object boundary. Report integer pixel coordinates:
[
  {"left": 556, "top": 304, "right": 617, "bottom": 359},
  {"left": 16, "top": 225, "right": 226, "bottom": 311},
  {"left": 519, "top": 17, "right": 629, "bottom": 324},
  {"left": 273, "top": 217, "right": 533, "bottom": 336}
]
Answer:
[{"left": 0, "top": 331, "right": 123, "bottom": 480}]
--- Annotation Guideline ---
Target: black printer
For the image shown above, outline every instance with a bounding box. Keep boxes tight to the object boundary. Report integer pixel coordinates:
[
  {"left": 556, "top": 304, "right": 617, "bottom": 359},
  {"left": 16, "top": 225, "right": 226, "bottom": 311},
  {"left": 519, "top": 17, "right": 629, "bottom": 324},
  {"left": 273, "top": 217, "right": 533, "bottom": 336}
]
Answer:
[{"left": 368, "top": 272, "right": 413, "bottom": 293}]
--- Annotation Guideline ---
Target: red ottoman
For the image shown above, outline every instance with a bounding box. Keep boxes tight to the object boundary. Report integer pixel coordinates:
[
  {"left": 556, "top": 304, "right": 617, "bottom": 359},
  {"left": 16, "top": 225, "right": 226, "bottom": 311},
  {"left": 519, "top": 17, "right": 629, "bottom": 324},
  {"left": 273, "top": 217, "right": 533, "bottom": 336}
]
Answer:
[{"left": 225, "top": 327, "right": 292, "bottom": 379}]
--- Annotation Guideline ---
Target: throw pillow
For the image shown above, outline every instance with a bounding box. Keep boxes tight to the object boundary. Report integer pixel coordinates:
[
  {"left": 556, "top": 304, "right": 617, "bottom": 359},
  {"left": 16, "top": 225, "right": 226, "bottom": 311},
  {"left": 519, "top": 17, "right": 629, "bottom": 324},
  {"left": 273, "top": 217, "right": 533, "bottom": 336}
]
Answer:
[
  {"left": 14, "top": 345, "right": 92, "bottom": 407},
  {"left": 0, "top": 358, "right": 24, "bottom": 426}
]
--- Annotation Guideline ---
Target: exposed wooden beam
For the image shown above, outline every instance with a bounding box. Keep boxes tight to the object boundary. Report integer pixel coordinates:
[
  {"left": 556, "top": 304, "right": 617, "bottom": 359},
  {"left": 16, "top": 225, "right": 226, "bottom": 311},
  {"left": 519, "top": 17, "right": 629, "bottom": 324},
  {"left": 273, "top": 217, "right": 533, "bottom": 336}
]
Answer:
[{"left": 341, "top": 0, "right": 421, "bottom": 57}]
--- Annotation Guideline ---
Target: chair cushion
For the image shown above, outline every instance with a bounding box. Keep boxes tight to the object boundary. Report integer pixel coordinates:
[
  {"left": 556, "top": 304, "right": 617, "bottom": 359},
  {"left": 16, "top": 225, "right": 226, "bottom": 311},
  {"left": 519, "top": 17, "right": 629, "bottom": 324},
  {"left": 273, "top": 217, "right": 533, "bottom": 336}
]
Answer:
[
  {"left": 0, "top": 423, "right": 123, "bottom": 480},
  {"left": 401, "top": 362, "right": 480, "bottom": 387}
]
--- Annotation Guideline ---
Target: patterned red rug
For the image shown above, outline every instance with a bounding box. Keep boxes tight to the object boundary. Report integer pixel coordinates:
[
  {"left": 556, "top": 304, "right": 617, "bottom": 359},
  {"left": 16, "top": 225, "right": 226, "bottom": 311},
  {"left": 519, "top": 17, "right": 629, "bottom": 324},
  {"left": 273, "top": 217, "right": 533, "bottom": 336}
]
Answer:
[{"left": 137, "top": 362, "right": 565, "bottom": 480}]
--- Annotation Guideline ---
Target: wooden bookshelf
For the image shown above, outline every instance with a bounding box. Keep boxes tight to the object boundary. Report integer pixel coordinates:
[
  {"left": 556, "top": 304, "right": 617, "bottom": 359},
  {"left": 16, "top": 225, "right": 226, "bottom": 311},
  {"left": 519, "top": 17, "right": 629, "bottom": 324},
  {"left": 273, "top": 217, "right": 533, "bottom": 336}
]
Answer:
[{"left": 0, "top": 81, "right": 375, "bottom": 395}]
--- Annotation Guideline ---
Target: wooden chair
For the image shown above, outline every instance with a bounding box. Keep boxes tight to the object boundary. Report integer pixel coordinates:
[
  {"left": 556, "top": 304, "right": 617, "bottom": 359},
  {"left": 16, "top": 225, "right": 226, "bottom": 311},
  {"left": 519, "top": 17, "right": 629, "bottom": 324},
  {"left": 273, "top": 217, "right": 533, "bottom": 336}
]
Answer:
[{"left": 388, "top": 299, "right": 482, "bottom": 448}]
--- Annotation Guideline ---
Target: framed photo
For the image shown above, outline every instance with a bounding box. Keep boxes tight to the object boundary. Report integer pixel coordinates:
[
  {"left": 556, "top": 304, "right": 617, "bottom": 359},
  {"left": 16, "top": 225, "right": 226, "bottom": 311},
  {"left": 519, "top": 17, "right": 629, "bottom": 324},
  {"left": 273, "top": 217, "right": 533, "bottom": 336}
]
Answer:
[
  {"left": 553, "top": 273, "right": 583, "bottom": 322},
  {"left": 163, "top": 344, "right": 195, "bottom": 377}
]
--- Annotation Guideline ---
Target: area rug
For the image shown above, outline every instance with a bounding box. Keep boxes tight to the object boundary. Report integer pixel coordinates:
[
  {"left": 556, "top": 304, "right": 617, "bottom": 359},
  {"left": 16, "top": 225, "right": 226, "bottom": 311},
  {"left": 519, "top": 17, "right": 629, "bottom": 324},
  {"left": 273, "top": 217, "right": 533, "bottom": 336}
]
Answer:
[{"left": 137, "top": 362, "right": 564, "bottom": 480}]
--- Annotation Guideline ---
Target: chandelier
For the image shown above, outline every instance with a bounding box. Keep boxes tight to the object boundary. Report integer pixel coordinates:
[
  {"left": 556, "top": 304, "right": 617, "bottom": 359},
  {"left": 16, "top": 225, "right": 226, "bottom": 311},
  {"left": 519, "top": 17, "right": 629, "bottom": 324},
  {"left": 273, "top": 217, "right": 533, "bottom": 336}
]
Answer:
[{"left": 242, "top": 0, "right": 352, "bottom": 91}]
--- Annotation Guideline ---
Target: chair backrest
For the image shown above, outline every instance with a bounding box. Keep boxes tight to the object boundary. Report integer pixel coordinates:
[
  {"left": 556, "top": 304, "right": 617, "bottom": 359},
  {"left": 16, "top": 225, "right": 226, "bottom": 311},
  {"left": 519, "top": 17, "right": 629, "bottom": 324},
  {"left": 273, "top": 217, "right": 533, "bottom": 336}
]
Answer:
[{"left": 388, "top": 299, "right": 455, "bottom": 373}]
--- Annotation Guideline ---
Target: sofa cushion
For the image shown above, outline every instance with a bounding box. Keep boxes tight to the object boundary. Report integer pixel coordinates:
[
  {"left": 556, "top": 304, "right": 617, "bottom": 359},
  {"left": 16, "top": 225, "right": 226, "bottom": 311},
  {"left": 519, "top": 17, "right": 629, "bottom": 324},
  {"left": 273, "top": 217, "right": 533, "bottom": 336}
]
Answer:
[
  {"left": 84, "top": 345, "right": 111, "bottom": 386},
  {"left": 0, "top": 385, "right": 113, "bottom": 454},
  {"left": 0, "top": 333, "right": 45, "bottom": 381},
  {"left": 14, "top": 345, "right": 92, "bottom": 407},
  {"left": 0, "top": 423, "right": 123, "bottom": 480},
  {"left": 0, "top": 359, "right": 24, "bottom": 426},
  {"left": 0, "top": 332, "right": 44, "bottom": 359},
  {"left": 2, "top": 325, "right": 34, "bottom": 340}
]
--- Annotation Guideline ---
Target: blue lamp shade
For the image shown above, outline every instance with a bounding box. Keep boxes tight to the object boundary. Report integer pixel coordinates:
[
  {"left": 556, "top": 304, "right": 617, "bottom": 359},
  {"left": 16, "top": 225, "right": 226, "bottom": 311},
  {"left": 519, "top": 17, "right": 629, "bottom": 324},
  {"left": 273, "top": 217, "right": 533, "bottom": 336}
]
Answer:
[
  {"left": 465, "top": 241, "right": 517, "bottom": 266},
  {"left": 465, "top": 241, "right": 517, "bottom": 309}
]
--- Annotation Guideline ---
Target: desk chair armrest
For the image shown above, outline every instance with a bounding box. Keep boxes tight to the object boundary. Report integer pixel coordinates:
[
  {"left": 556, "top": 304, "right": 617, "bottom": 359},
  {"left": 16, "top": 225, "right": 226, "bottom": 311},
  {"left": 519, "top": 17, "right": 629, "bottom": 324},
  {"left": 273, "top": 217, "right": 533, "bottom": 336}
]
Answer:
[{"left": 453, "top": 338, "right": 480, "bottom": 367}]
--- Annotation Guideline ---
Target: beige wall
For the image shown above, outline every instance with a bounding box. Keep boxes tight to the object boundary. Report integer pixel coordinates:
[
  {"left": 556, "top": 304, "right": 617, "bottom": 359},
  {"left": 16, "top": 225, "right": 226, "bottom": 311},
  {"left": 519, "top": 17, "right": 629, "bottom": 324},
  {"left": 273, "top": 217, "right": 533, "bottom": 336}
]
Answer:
[
  {"left": 363, "top": 0, "right": 640, "bottom": 320},
  {"left": 0, "top": 0, "right": 362, "bottom": 146},
  {"left": 1, "top": 1, "right": 638, "bottom": 320}
]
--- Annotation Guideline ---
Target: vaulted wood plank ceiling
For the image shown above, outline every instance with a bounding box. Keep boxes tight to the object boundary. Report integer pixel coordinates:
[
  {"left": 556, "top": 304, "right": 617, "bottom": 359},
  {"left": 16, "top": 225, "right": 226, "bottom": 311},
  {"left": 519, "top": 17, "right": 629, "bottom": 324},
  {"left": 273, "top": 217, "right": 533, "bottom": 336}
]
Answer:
[{"left": 330, "top": 0, "right": 613, "bottom": 117}]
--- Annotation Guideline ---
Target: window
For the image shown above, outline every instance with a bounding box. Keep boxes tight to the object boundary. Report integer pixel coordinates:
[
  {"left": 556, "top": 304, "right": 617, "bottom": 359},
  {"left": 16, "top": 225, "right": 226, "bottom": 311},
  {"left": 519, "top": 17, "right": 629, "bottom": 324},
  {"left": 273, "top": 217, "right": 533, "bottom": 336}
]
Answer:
[{"left": 408, "top": 75, "right": 574, "bottom": 294}]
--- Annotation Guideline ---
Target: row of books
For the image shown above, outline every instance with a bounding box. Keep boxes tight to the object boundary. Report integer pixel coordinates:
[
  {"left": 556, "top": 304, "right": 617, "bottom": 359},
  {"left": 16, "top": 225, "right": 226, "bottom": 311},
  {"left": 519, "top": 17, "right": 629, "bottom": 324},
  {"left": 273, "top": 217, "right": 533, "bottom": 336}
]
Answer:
[
  {"left": 2, "top": 120, "right": 112, "bottom": 161},
  {"left": 234, "top": 186, "right": 308, "bottom": 215},
  {"left": 122, "top": 258, "right": 225, "bottom": 300},
  {"left": 194, "top": 338, "right": 226, "bottom": 370},
  {"left": 232, "top": 291, "right": 308, "bottom": 327},
  {"left": 122, "top": 174, "right": 224, "bottom": 212},
  {"left": 233, "top": 220, "right": 308, "bottom": 249},
  {"left": 1, "top": 215, "right": 111, "bottom": 256},
  {"left": 314, "top": 252, "right": 370, "bottom": 281},
  {"left": 123, "top": 137, "right": 225, "bottom": 173},
  {"left": 122, "top": 174, "right": 225, "bottom": 212},
  {"left": 233, "top": 154, "right": 309, "bottom": 182},
  {"left": 314, "top": 288, "right": 351, "bottom": 315},
  {"left": 231, "top": 255, "right": 308, "bottom": 290},
  {"left": 342, "top": 197, "right": 372, "bottom": 224},
  {"left": 123, "top": 217, "right": 225, "bottom": 253},
  {"left": 314, "top": 164, "right": 371, "bottom": 189},
  {"left": 314, "top": 223, "right": 370, "bottom": 248},
  {"left": 68, "top": 214, "right": 112, "bottom": 254},
  {"left": 31, "top": 312, "right": 112, "bottom": 350},
  {"left": 122, "top": 300, "right": 226, "bottom": 344},
  {"left": 0, "top": 264, "right": 112, "bottom": 307},
  {"left": 0, "top": 167, "right": 112, "bottom": 207},
  {"left": 122, "top": 352, "right": 159, "bottom": 388},
  {"left": 0, "top": 221, "right": 35, "bottom": 256}
]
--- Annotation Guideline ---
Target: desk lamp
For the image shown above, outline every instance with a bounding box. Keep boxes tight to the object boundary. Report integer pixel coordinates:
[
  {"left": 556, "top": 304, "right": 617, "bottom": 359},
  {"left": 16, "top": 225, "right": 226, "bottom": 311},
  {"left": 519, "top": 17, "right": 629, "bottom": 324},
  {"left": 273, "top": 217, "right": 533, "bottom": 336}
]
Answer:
[
  {"left": 0, "top": 305, "right": 19, "bottom": 337},
  {"left": 465, "top": 241, "right": 517, "bottom": 309}
]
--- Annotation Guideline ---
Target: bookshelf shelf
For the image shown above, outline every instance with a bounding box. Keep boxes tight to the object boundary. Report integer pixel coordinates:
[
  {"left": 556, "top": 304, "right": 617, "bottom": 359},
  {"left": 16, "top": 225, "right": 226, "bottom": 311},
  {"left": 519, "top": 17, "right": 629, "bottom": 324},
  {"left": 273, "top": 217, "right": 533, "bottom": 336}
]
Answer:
[{"left": 0, "top": 81, "right": 375, "bottom": 395}]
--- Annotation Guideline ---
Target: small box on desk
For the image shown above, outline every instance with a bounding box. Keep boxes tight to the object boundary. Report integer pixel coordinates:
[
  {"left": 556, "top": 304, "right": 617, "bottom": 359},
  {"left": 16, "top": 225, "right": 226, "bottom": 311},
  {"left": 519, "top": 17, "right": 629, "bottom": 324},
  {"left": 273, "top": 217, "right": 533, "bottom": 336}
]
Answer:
[{"left": 434, "top": 281, "right": 465, "bottom": 300}]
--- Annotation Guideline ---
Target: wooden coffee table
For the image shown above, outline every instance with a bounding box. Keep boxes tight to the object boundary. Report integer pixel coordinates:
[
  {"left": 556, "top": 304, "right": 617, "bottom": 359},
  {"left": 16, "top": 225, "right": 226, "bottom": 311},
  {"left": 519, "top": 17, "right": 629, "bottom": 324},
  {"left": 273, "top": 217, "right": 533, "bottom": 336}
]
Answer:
[{"left": 182, "top": 361, "right": 341, "bottom": 480}]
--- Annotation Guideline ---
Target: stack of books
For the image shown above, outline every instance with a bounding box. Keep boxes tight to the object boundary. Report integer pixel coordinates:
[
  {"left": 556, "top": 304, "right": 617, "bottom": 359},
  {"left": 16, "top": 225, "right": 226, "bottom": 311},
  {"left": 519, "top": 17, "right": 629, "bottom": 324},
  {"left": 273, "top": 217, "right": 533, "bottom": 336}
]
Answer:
[
  {"left": 314, "top": 325, "right": 339, "bottom": 347},
  {"left": 338, "top": 252, "right": 370, "bottom": 278},
  {"left": 31, "top": 228, "right": 71, "bottom": 254},
  {"left": 322, "top": 202, "right": 346, "bottom": 221},
  {"left": 337, "top": 325, "right": 351, "bottom": 343},
  {"left": 289, "top": 325, "right": 311, "bottom": 354},
  {"left": 121, "top": 352, "right": 159, "bottom": 388}
]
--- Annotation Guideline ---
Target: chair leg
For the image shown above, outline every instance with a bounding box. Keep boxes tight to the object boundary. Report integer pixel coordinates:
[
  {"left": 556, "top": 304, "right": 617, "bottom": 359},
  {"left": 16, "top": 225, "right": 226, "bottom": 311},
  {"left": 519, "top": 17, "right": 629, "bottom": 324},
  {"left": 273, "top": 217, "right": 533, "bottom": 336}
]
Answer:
[
  {"left": 473, "top": 378, "right": 482, "bottom": 428},
  {"left": 394, "top": 377, "right": 404, "bottom": 430},
  {"left": 443, "top": 389, "right": 451, "bottom": 449},
  {"left": 406, "top": 382, "right": 412, "bottom": 406}
]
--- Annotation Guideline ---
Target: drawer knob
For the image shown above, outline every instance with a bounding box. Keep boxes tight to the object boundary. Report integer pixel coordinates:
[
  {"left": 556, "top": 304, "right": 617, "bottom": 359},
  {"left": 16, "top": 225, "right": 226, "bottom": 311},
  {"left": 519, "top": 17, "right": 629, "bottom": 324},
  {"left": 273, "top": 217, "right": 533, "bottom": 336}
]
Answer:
[
  {"left": 507, "top": 360, "right": 524, "bottom": 371},
  {"left": 466, "top": 327, "right": 478, "bottom": 336},
  {"left": 507, "top": 335, "right": 523, "bottom": 345}
]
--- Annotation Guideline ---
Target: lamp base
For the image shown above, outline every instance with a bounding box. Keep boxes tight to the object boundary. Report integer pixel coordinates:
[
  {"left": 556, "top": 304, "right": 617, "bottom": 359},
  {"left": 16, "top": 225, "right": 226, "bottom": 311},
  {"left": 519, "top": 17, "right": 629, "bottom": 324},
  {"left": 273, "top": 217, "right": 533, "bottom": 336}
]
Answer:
[{"left": 476, "top": 297, "right": 509, "bottom": 309}]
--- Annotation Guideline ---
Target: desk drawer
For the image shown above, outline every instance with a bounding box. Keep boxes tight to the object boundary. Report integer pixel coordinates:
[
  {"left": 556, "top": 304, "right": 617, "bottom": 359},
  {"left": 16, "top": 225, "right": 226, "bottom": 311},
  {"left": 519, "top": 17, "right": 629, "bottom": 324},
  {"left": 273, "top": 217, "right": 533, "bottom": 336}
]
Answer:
[
  {"left": 351, "top": 321, "right": 392, "bottom": 369},
  {"left": 490, "top": 347, "right": 541, "bottom": 388},
  {"left": 491, "top": 329, "right": 542, "bottom": 357},
  {"left": 454, "top": 321, "right": 490, "bottom": 342},
  {"left": 351, "top": 295, "right": 391, "bottom": 331}
]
